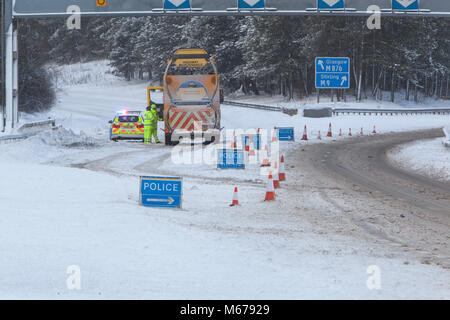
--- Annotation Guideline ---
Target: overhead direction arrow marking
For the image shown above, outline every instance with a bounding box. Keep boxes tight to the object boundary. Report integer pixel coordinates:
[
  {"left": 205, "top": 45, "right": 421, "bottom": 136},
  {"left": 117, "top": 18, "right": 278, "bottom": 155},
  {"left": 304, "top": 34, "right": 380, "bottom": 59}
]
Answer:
[
  {"left": 396, "top": 0, "right": 417, "bottom": 8},
  {"left": 242, "top": 0, "right": 261, "bottom": 7},
  {"left": 322, "top": 0, "right": 341, "bottom": 7},
  {"left": 341, "top": 76, "right": 347, "bottom": 86},
  {"left": 167, "top": 0, "right": 188, "bottom": 8}
]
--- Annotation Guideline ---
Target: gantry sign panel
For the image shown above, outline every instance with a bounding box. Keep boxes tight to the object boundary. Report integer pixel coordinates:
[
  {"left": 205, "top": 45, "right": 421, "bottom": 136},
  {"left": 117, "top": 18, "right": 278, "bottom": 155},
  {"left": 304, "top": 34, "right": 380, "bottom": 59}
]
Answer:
[{"left": 12, "top": 0, "right": 450, "bottom": 17}]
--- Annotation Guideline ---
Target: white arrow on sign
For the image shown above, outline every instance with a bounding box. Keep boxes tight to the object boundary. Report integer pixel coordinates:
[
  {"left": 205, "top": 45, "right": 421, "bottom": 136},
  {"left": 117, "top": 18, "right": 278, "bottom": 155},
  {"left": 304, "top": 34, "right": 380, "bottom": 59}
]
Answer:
[
  {"left": 167, "top": 0, "right": 188, "bottom": 8},
  {"left": 340, "top": 76, "right": 347, "bottom": 86},
  {"left": 243, "top": 0, "right": 262, "bottom": 7},
  {"left": 322, "top": 0, "right": 341, "bottom": 7},
  {"left": 396, "top": 0, "right": 417, "bottom": 8},
  {"left": 318, "top": 60, "right": 324, "bottom": 70},
  {"left": 147, "top": 197, "right": 175, "bottom": 205}
]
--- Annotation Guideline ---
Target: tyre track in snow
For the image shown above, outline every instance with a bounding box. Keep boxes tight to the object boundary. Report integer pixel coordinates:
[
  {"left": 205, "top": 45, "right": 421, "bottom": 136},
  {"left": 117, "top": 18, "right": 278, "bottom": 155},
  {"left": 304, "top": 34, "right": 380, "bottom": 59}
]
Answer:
[{"left": 288, "top": 128, "right": 450, "bottom": 268}]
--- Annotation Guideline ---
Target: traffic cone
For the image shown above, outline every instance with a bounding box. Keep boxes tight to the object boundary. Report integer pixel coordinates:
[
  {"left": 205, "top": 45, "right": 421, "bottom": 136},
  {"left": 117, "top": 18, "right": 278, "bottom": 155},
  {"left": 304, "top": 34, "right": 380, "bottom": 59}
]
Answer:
[
  {"left": 264, "top": 172, "right": 276, "bottom": 201},
  {"left": 279, "top": 155, "right": 286, "bottom": 181},
  {"left": 272, "top": 127, "right": 278, "bottom": 142},
  {"left": 301, "top": 125, "right": 308, "bottom": 141},
  {"left": 231, "top": 135, "right": 237, "bottom": 148},
  {"left": 327, "top": 123, "right": 332, "bottom": 137},
  {"left": 231, "top": 187, "right": 239, "bottom": 206},
  {"left": 261, "top": 144, "right": 270, "bottom": 167},
  {"left": 372, "top": 126, "right": 377, "bottom": 134},
  {"left": 348, "top": 128, "right": 352, "bottom": 136},
  {"left": 360, "top": 127, "right": 364, "bottom": 136},
  {"left": 249, "top": 138, "right": 256, "bottom": 156},
  {"left": 318, "top": 130, "right": 322, "bottom": 140},
  {"left": 273, "top": 161, "right": 281, "bottom": 189},
  {"left": 339, "top": 128, "right": 342, "bottom": 137},
  {"left": 245, "top": 136, "right": 250, "bottom": 152}
]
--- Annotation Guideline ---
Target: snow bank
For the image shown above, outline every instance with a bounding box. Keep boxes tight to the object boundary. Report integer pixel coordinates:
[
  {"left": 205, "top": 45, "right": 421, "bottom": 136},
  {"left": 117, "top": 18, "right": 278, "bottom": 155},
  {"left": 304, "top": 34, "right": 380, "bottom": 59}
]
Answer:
[
  {"left": 388, "top": 138, "right": 450, "bottom": 182},
  {"left": 35, "top": 127, "right": 100, "bottom": 148},
  {"left": 0, "top": 126, "right": 105, "bottom": 164}
]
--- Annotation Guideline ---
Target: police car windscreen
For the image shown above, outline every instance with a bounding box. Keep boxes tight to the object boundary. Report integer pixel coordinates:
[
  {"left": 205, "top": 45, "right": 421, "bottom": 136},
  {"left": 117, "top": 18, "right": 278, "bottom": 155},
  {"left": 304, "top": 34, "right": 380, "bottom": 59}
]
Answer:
[{"left": 118, "top": 115, "right": 140, "bottom": 123}]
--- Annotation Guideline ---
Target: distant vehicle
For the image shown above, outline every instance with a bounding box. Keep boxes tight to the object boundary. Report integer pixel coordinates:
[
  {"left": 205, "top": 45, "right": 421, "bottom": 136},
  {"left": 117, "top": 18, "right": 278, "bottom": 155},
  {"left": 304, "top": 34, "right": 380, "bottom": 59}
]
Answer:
[{"left": 109, "top": 110, "right": 144, "bottom": 141}]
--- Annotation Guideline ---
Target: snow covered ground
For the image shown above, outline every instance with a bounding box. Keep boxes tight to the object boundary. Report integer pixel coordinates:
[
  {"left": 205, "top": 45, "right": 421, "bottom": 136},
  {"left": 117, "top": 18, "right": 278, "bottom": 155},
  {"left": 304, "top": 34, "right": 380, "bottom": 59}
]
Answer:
[
  {"left": 1, "top": 61, "right": 449, "bottom": 299},
  {"left": 388, "top": 137, "right": 450, "bottom": 183}
]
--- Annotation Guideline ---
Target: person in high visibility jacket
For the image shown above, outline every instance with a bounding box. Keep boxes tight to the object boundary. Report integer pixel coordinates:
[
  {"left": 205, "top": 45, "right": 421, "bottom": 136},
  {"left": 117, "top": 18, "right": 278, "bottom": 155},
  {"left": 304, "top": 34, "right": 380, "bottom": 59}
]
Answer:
[{"left": 143, "top": 104, "right": 161, "bottom": 144}]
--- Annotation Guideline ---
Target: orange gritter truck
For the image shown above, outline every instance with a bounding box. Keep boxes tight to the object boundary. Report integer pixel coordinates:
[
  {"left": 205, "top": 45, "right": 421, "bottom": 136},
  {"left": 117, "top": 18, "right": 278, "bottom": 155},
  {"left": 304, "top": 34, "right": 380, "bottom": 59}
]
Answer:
[{"left": 162, "top": 49, "right": 221, "bottom": 146}]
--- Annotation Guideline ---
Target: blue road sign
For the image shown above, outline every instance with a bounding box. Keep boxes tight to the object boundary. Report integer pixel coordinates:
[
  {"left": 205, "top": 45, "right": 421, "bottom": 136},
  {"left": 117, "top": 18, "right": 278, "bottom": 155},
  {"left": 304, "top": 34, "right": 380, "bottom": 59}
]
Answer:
[
  {"left": 164, "top": 0, "right": 191, "bottom": 10},
  {"left": 241, "top": 134, "right": 262, "bottom": 150},
  {"left": 392, "top": 0, "right": 419, "bottom": 11},
  {"left": 277, "top": 127, "right": 295, "bottom": 141},
  {"left": 238, "top": 0, "right": 265, "bottom": 9},
  {"left": 218, "top": 149, "right": 246, "bottom": 169},
  {"left": 315, "top": 57, "right": 350, "bottom": 89},
  {"left": 318, "top": 0, "right": 345, "bottom": 10},
  {"left": 140, "top": 176, "right": 183, "bottom": 209}
]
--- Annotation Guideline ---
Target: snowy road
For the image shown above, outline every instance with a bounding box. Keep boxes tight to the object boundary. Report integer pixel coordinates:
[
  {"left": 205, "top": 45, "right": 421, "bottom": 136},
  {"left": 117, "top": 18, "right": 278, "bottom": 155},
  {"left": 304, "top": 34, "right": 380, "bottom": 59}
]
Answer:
[
  {"left": 290, "top": 129, "right": 450, "bottom": 268},
  {"left": 2, "top": 64, "right": 450, "bottom": 298}
]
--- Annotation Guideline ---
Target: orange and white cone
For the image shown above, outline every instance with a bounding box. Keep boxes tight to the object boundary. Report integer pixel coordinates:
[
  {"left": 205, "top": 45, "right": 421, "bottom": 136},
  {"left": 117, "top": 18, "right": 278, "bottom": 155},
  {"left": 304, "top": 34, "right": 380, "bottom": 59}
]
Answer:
[
  {"left": 348, "top": 128, "right": 352, "bottom": 137},
  {"left": 279, "top": 155, "right": 286, "bottom": 181},
  {"left": 273, "top": 161, "right": 281, "bottom": 189},
  {"left": 231, "top": 135, "right": 237, "bottom": 148},
  {"left": 244, "top": 136, "right": 250, "bottom": 152},
  {"left": 249, "top": 138, "right": 256, "bottom": 156},
  {"left": 265, "top": 172, "right": 276, "bottom": 201},
  {"left": 327, "top": 123, "right": 332, "bottom": 137},
  {"left": 261, "top": 144, "right": 270, "bottom": 167},
  {"left": 272, "top": 127, "right": 278, "bottom": 142},
  {"left": 318, "top": 130, "right": 322, "bottom": 140},
  {"left": 372, "top": 126, "right": 377, "bottom": 134},
  {"left": 231, "top": 187, "right": 239, "bottom": 206},
  {"left": 301, "top": 125, "right": 308, "bottom": 141}
]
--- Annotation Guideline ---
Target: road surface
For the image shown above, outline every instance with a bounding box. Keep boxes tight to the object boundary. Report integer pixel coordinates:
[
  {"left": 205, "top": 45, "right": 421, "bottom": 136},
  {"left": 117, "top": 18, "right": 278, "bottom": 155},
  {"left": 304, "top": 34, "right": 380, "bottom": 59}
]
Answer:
[{"left": 289, "top": 129, "right": 450, "bottom": 268}]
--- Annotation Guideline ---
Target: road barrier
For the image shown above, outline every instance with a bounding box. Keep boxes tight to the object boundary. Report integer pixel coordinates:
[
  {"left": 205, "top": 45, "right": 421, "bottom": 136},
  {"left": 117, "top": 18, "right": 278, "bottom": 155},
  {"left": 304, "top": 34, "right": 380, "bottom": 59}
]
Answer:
[
  {"left": 0, "top": 132, "right": 35, "bottom": 143},
  {"left": 224, "top": 100, "right": 298, "bottom": 116},
  {"left": 225, "top": 100, "right": 450, "bottom": 117},
  {"left": 0, "top": 118, "right": 56, "bottom": 143},
  {"left": 18, "top": 118, "right": 56, "bottom": 132},
  {"left": 333, "top": 108, "right": 450, "bottom": 116},
  {"left": 443, "top": 127, "right": 450, "bottom": 147}
]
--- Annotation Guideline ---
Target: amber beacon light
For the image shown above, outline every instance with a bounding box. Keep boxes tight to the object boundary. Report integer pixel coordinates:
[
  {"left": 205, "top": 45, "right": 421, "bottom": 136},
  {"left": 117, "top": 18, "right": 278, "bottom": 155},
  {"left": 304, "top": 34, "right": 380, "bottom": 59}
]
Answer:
[{"left": 96, "top": 0, "right": 106, "bottom": 7}]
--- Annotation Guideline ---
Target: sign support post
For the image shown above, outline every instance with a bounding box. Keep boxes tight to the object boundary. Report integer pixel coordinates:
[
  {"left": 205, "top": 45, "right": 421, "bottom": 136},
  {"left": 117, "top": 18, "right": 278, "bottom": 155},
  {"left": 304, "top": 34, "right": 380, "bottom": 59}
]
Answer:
[{"left": 2, "top": 0, "right": 18, "bottom": 132}]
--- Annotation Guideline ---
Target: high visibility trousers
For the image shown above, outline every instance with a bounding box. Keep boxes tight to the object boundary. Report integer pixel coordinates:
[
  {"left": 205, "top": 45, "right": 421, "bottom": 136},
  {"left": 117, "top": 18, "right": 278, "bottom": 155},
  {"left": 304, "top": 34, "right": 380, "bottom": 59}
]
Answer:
[{"left": 144, "top": 125, "right": 159, "bottom": 143}]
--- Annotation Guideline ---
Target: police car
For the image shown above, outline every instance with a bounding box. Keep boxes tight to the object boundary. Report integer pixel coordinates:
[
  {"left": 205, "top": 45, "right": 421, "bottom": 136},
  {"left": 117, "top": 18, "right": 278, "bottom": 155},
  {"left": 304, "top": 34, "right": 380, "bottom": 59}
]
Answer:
[{"left": 109, "top": 110, "right": 145, "bottom": 141}]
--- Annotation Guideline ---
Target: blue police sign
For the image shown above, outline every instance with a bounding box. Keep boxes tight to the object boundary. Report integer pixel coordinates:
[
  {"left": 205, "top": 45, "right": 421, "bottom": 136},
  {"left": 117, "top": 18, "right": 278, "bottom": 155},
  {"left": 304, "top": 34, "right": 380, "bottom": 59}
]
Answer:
[
  {"left": 392, "top": 0, "right": 419, "bottom": 11},
  {"left": 315, "top": 57, "right": 350, "bottom": 89},
  {"left": 277, "top": 127, "right": 295, "bottom": 141},
  {"left": 241, "top": 134, "right": 262, "bottom": 150},
  {"left": 318, "top": 0, "right": 344, "bottom": 10},
  {"left": 164, "top": 0, "right": 191, "bottom": 10},
  {"left": 140, "top": 176, "right": 183, "bottom": 209},
  {"left": 238, "top": 0, "right": 265, "bottom": 9},
  {"left": 218, "top": 149, "right": 246, "bottom": 169}
]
